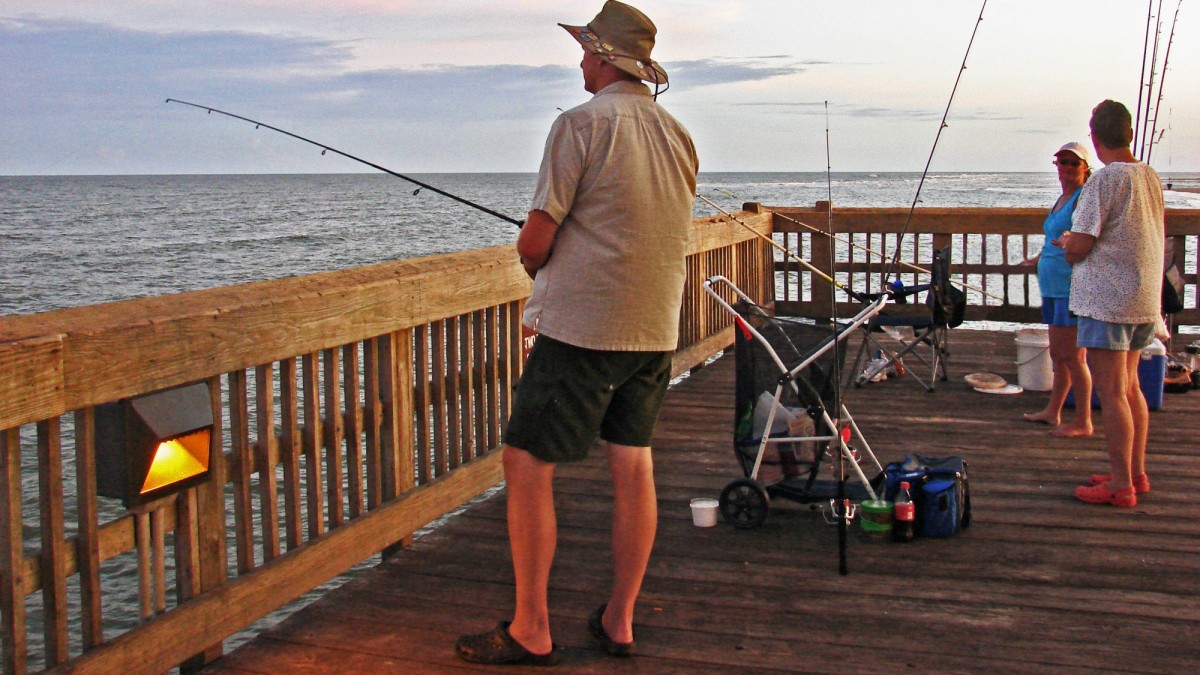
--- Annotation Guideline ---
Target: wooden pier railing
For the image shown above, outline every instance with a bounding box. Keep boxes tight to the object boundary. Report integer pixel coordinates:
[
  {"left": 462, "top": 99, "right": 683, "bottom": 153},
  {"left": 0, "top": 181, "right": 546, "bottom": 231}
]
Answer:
[
  {"left": 6, "top": 201, "right": 1196, "bottom": 673},
  {"left": 0, "top": 210, "right": 771, "bottom": 674},
  {"left": 763, "top": 202, "right": 1200, "bottom": 331}
]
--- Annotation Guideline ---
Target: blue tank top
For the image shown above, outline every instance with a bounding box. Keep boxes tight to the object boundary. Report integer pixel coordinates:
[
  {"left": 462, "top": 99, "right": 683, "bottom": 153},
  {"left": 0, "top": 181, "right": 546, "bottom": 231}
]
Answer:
[{"left": 1037, "top": 188, "right": 1082, "bottom": 298}]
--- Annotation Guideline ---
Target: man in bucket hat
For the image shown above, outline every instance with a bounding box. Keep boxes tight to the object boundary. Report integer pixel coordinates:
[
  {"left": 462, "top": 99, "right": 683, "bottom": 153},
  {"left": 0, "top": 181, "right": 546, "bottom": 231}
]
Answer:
[{"left": 455, "top": 1, "right": 697, "bottom": 666}]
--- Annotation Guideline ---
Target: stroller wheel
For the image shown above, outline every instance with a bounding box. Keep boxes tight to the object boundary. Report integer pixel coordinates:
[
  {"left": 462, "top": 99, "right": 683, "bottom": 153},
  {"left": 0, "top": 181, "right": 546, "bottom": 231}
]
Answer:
[{"left": 719, "top": 479, "right": 769, "bottom": 529}]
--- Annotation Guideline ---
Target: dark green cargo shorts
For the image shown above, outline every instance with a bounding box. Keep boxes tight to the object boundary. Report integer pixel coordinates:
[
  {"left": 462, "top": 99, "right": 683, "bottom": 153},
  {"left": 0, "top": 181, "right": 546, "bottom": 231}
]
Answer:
[{"left": 503, "top": 335, "right": 673, "bottom": 463}]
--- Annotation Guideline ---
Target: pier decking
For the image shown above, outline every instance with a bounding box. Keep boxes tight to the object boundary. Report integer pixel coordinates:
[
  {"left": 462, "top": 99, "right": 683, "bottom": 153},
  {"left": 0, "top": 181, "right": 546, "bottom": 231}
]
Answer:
[{"left": 204, "top": 329, "right": 1200, "bottom": 673}]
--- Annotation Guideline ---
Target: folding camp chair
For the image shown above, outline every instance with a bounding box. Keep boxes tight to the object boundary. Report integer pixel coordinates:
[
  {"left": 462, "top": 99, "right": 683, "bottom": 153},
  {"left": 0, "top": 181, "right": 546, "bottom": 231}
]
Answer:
[
  {"left": 851, "top": 245, "right": 965, "bottom": 392},
  {"left": 703, "top": 275, "right": 887, "bottom": 529}
]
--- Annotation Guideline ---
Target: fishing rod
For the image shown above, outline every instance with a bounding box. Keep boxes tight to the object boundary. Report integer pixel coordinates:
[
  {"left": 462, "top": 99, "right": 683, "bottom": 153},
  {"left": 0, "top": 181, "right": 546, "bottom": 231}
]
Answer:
[
  {"left": 165, "top": 98, "right": 525, "bottom": 227},
  {"left": 708, "top": 188, "right": 1004, "bottom": 303},
  {"left": 1134, "top": 0, "right": 1155, "bottom": 147},
  {"left": 696, "top": 194, "right": 868, "bottom": 302},
  {"left": 883, "top": 0, "right": 987, "bottom": 283},
  {"left": 1144, "top": 0, "right": 1182, "bottom": 165},
  {"left": 1138, "top": 1, "right": 1165, "bottom": 160},
  {"left": 823, "top": 101, "right": 850, "bottom": 578}
]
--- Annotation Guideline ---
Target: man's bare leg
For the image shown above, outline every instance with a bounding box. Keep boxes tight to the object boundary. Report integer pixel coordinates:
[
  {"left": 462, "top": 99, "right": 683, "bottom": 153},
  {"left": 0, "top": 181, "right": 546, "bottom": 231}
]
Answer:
[{"left": 602, "top": 442, "right": 657, "bottom": 645}]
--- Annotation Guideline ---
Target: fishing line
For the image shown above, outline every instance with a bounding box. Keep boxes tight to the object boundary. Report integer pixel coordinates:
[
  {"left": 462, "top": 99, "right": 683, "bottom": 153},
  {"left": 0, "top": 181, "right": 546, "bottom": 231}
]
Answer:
[
  {"left": 882, "top": 0, "right": 987, "bottom": 284},
  {"left": 30, "top": 102, "right": 162, "bottom": 175},
  {"left": 696, "top": 195, "right": 868, "bottom": 302},
  {"left": 705, "top": 188, "right": 1004, "bottom": 302},
  {"left": 165, "top": 99, "right": 525, "bottom": 227}
]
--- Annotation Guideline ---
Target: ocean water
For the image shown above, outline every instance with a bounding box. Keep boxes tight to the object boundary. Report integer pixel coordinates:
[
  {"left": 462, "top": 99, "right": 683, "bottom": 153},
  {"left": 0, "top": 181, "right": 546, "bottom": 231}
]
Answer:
[
  {"left": 3, "top": 171, "right": 1199, "bottom": 667},
  {"left": 4, "top": 171, "right": 1199, "bottom": 317}
]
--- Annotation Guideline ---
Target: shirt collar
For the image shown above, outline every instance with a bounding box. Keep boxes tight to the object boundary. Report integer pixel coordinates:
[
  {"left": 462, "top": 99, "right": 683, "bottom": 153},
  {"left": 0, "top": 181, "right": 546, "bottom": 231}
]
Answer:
[{"left": 594, "top": 80, "right": 651, "bottom": 98}]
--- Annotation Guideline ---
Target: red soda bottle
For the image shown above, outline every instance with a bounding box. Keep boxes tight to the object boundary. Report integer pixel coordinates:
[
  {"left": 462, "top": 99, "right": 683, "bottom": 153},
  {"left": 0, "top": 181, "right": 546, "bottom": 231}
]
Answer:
[{"left": 892, "top": 481, "right": 915, "bottom": 542}]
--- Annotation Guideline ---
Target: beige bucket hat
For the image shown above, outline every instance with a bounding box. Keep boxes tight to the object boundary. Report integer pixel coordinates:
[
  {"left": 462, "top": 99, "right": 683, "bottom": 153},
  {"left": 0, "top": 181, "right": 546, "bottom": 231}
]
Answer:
[{"left": 559, "top": 0, "right": 669, "bottom": 87}]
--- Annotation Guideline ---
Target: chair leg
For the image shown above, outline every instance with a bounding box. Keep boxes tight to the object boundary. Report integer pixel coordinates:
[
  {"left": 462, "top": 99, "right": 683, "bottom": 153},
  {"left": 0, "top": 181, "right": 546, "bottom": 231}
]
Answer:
[{"left": 850, "top": 328, "right": 876, "bottom": 387}]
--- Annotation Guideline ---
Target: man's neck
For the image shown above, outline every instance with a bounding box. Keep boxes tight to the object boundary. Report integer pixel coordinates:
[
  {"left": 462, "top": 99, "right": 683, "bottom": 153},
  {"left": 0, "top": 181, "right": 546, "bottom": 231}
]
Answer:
[{"left": 1097, "top": 143, "right": 1138, "bottom": 165}]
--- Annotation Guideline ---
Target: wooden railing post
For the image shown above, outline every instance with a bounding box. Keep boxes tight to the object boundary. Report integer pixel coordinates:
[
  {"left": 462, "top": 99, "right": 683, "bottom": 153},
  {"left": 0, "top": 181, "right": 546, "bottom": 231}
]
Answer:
[
  {"left": 0, "top": 427, "right": 27, "bottom": 675},
  {"left": 810, "top": 201, "right": 834, "bottom": 318},
  {"left": 180, "top": 375, "right": 228, "bottom": 672}
]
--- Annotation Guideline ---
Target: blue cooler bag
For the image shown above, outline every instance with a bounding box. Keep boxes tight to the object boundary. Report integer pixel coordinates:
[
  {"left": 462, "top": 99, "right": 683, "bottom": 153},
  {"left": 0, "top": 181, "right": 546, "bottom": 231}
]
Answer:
[
  {"left": 921, "top": 478, "right": 961, "bottom": 538},
  {"left": 876, "top": 454, "right": 971, "bottom": 538}
]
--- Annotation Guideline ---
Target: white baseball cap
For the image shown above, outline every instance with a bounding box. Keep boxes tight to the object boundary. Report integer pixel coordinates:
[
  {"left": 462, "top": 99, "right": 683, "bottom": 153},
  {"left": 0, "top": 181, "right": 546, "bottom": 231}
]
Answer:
[{"left": 1055, "top": 141, "right": 1091, "bottom": 164}]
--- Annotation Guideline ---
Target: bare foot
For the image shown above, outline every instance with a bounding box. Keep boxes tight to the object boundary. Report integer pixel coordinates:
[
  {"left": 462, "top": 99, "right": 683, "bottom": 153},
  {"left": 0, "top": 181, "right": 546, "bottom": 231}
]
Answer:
[
  {"left": 1022, "top": 411, "right": 1058, "bottom": 425},
  {"left": 1049, "top": 422, "right": 1093, "bottom": 438}
]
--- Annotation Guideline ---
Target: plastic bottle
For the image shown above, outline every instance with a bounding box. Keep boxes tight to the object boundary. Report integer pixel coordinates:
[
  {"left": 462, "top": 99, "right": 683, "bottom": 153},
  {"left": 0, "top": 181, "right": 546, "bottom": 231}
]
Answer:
[{"left": 892, "top": 481, "right": 915, "bottom": 542}]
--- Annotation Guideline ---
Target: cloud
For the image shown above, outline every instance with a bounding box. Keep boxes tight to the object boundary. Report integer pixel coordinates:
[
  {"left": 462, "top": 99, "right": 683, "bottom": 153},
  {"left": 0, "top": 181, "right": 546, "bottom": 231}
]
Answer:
[
  {"left": 2, "top": 17, "right": 816, "bottom": 129},
  {"left": 730, "top": 100, "right": 1022, "bottom": 123},
  {"left": 666, "top": 57, "right": 816, "bottom": 89}
]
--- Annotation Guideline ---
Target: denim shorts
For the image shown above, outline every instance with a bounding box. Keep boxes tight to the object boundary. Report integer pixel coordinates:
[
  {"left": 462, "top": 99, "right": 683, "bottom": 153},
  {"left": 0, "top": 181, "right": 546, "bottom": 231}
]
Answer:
[
  {"left": 503, "top": 335, "right": 673, "bottom": 463},
  {"left": 1076, "top": 316, "right": 1155, "bottom": 351},
  {"left": 1040, "top": 297, "right": 1077, "bottom": 328}
]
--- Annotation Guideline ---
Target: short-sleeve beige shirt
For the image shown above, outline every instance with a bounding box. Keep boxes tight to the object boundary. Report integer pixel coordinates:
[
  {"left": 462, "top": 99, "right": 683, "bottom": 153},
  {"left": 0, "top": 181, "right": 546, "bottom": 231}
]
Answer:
[{"left": 524, "top": 80, "right": 699, "bottom": 351}]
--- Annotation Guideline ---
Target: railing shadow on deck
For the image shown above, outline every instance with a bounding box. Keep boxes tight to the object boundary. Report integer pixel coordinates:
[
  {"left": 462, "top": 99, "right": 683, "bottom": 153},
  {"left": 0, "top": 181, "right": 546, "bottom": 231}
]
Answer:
[{"left": 0, "top": 210, "right": 772, "bottom": 673}]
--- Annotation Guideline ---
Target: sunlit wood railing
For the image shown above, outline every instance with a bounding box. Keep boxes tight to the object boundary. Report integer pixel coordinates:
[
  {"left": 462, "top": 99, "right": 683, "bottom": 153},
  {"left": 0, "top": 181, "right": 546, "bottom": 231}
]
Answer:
[
  {"left": 760, "top": 202, "right": 1200, "bottom": 331},
  {"left": 0, "top": 211, "right": 771, "bottom": 674}
]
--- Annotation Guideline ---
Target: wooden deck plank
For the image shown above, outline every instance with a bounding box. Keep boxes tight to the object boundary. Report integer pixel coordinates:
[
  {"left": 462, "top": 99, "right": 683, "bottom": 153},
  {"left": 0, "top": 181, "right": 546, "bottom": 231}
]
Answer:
[{"left": 205, "top": 329, "right": 1200, "bottom": 674}]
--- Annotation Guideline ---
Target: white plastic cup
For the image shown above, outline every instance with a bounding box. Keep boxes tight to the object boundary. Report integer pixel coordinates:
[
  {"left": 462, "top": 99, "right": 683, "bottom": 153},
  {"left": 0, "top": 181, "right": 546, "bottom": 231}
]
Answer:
[{"left": 690, "top": 498, "right": 719, "bottom": 527}]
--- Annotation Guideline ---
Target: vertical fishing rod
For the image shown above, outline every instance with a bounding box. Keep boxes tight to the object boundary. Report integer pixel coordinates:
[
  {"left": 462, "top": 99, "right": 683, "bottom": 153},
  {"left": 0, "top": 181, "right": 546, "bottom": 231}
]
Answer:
[
  {"left": 1135, "top": 0, "right": 1155, "bottom": 147},
  {"left": 883, "top": 0, "right": 987, "bottom": 283},
  {"left": 1139, "top": 1, "right": 1165, "bottom": 159},
  {"left": 1145, "top": 0, "right": 1182, "bottom": 165},
  {"left": 164, "top": 98, "right": 525, "bottom": 227},
  {"left": 823, "top": 101, "right": 850, "bottom": 577}
]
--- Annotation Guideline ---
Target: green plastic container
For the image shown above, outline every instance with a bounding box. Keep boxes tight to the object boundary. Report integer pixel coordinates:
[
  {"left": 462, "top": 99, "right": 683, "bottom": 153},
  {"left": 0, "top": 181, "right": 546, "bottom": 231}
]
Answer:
[{"left": 859, "top": 499, "right": 893, "bottom": 537}]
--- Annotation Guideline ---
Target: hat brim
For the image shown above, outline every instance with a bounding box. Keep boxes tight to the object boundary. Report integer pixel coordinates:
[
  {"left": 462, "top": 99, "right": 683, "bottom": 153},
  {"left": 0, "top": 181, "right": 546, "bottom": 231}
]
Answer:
[
  {"left": 559, "top": 23, "right": 669, "bottom": 85},
  {"left": 1055, "top": 149, "right": 1087, "bottom": 162}
]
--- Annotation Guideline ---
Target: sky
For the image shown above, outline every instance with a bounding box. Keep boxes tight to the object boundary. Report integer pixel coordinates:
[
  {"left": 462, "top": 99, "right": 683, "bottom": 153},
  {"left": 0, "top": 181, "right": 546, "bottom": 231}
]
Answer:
[{"left": 2, "top": 0, "right": 1198, "bottom": 175}]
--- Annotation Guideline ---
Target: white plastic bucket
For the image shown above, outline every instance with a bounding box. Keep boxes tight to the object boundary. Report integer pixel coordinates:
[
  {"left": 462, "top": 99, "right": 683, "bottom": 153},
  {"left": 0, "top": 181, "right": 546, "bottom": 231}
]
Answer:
[
  {"left": 1015, "top": 328, "right": 1052, "bottom": 391},
  {"left": 690, "top": 498, "right": 719, "bottom": 527}
]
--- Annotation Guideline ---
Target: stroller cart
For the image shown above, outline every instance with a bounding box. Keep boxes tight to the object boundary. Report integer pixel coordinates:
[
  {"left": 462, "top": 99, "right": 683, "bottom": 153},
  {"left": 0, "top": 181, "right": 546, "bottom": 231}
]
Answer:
[{"left": 703, "top": 276, "right": 888, "bottom": 529}]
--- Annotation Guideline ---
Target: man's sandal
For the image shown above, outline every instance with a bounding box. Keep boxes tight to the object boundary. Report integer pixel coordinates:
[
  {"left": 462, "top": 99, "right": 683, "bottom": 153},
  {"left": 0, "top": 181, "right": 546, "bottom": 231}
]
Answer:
[
  {"left": 454, "top": 621, "right": 561, "bottom": 666},
  {"left": 588, "top": 604, "right": 634, "bottom": 657}
]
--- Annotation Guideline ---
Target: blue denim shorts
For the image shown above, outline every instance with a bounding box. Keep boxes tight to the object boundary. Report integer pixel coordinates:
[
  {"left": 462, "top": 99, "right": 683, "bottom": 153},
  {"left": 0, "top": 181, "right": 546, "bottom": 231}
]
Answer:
[
  {"left": 1076, "top": 316, "right": 1154, "bottom": 351},
  {"left": 1040, "top": 297, "right": 1077, "bottom": 328},
  {"left": 503, "top": 336, "right": 673, "bottom": 463}
]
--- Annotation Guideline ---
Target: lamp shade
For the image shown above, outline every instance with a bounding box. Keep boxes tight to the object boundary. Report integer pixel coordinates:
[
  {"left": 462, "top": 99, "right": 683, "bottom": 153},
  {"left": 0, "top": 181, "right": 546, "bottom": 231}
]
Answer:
[{"left": 94, "top": 382, "right": 214, "bottom": 508}]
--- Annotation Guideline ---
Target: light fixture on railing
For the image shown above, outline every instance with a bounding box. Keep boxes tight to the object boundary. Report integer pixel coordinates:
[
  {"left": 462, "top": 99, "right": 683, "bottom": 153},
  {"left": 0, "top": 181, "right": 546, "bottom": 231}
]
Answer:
[{"left": 94, "top": 382, "right": 214, "bottom": 509}]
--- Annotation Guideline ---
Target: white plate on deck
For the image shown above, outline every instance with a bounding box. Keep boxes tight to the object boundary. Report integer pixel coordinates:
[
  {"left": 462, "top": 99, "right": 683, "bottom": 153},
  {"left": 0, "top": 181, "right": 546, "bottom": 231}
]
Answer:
[{"left": 974, "top": 383, "right": 1023, "bottom": 395}]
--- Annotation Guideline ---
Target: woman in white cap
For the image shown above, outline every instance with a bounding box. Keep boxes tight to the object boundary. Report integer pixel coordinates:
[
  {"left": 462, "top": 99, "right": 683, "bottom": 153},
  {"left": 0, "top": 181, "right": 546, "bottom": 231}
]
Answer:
[{"left": 1021, "top": 142, "right": 1093, "bottom": 437}]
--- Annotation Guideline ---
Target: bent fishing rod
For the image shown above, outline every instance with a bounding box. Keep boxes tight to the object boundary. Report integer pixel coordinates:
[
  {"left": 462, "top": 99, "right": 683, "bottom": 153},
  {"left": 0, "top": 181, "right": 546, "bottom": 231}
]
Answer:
[{"left": 165, "top": 98, "right": 524, "bottom": 227}]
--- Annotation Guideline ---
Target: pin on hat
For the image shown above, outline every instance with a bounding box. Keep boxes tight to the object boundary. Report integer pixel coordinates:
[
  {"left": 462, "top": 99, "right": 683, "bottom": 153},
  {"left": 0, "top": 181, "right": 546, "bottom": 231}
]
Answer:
[{"left": 559, "top": 1, "right": 668, "bottom": 87}]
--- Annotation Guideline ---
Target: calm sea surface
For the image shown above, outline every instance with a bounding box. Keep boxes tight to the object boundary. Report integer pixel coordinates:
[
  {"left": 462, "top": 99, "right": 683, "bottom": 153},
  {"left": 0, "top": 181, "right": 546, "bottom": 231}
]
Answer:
[
  {"left": 3, "top": 171, "right": 1199, "bottom": 666},
  {"left": 4, "top": 171, "right": 1199, "bottom": 316}
]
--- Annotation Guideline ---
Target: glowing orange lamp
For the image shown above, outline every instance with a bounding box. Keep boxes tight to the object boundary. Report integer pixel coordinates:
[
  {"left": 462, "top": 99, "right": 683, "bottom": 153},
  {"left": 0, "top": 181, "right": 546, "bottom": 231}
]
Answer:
[{"left": 95, "top": 382, "right": 214, "bottom": 509}]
